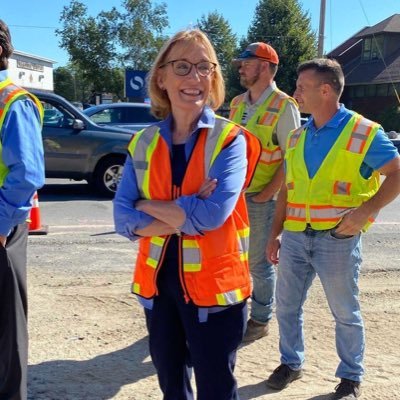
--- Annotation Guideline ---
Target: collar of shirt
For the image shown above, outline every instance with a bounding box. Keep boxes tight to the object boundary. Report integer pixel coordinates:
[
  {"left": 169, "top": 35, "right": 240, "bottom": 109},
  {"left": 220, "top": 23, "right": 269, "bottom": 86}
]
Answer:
[
  {"left": 0, "top": 70, "right": 9, "bottom": 82},
  {"left": 157, "top": 105, "right": 215, "bottom": 149},
  {"left": 243, "top": 81, "right": 277, "bottom": 107},
  {"left": 305, "top": 103, "right": 354, "bottom": 136}
]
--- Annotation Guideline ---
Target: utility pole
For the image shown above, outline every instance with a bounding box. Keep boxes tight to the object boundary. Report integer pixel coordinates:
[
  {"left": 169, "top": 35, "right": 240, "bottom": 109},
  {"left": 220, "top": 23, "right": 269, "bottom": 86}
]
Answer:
[{"left": 318, "top": 0, "right": 326, "bottom": 57}]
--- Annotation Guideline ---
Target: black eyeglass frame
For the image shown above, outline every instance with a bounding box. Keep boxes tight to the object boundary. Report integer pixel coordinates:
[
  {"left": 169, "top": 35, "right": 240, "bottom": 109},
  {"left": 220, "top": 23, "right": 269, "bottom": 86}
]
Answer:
[{"left": 159, "top": 59, "right": 217, "bottom": 77}]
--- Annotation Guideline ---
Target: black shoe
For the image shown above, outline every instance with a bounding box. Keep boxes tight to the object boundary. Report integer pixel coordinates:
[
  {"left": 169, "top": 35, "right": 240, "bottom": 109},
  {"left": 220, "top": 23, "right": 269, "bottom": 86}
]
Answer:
[
  {"left": 266, "top": 364, "right": 303, "bottom": 390},
  {"left": 331, "top": 378, "right": 361, "bottom": 399}
]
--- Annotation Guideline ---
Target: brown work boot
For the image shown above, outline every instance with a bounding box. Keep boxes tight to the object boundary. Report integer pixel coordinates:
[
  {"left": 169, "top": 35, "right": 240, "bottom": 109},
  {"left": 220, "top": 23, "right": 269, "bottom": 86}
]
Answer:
[
  {"left": 331, "top": 378, "right": 361, "bottom": 399},
  {"left": 242, "top": 319, "right": 269, "bottom": 342}
]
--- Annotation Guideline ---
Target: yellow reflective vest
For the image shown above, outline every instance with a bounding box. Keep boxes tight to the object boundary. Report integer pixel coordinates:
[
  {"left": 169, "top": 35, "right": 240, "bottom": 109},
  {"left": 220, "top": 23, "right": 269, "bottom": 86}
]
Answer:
[
  {"left": 284, "top": 113, "right": 381, "bottom": 232},
  {"left": 230, "top": 88, "right": 297, "bottom": 193},
  {"left": 0, "top": 78, "right": 43, "bottom": 185}
]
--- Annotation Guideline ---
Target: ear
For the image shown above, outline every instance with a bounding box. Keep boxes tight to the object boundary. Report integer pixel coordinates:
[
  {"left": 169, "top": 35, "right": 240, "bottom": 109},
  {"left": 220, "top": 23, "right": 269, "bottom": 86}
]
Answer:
[
  {"left": 321, "top": 83, "right": 331, "bottom": 96},
  {"left": 157, "top": 73, "right": 165, "bottom": 91}
]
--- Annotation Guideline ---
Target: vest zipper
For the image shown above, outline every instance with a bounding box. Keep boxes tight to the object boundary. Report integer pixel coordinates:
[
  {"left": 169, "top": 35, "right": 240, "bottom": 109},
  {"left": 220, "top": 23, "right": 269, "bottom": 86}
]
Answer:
[
  {"left": 174, "top": 184, "right": 191, "bottom": 304},
  {"left": 153, "top": 235, "right": 172, "bottom": 296}
]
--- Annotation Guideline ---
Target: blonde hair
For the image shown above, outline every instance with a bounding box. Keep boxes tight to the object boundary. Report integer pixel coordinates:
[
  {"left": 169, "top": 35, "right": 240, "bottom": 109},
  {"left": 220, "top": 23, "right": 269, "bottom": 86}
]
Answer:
[{"left": 147, "top": 29, "right": 225, "bottom": 119}]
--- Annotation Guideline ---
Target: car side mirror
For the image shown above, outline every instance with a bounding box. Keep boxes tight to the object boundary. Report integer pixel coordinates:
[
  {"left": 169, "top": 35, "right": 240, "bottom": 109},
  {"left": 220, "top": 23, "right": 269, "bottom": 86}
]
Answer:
[{"left": 73, "top": 119, "right": 85, "bottom": 130}]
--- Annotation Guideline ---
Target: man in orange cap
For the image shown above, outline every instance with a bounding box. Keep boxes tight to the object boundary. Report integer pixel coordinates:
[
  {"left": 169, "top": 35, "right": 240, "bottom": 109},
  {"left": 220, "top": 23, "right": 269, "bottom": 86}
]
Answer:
[{"left": 230, "top": 42, "right": 300, "bottom": 342}]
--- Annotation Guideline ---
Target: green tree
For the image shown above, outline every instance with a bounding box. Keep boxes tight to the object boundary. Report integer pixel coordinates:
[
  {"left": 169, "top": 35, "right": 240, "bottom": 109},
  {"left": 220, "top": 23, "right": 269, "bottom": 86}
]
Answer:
[
  {"left": 117, "top": 0, "right": 169, "bottom": 70},
  {"left": 56, "top": 0, "right": 169, "bottom": 100},
  {"left": 53, "top": 66, "right": 75, "bottom": 100},
  {"left": 197, "top": 11, "right": 238, "bottom": 103},
  {"left": 246, "top": 0, "right": 317, "bottom": 95}
]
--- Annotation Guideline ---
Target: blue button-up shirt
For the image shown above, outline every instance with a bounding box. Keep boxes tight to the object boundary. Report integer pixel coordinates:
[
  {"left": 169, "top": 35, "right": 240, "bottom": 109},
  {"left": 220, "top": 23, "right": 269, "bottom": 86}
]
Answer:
[
  {"left": 0, "top": 70, "right": 45, "bottom": 236},
  {"left": 113, "top": 106, "right": 247, "bottom": 240}
]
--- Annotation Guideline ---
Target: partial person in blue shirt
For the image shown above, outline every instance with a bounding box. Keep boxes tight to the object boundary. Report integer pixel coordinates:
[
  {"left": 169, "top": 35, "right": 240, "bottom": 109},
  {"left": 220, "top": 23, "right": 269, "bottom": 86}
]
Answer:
[
  {"left": 0, "top": 19, "right": 45, "bottom": 400},
  {"left": 302, "top": 103, "right": 398, "bottom": 179},
  {"left": 266, "top": 58, "right": 400, "bottom": 399}
]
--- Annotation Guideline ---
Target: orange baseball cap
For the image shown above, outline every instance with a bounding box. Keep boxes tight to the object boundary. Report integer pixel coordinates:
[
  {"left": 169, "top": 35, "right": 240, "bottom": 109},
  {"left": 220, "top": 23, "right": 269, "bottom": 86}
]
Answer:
[{"left": 233, "top": 42, "right": 279, "bottom": 65}]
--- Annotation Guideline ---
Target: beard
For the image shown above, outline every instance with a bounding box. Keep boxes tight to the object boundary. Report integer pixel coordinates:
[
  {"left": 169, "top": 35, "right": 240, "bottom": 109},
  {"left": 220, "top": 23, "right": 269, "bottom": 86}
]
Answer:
[{"left": 239, "top": 65, "right": 262, "bottom": 89}]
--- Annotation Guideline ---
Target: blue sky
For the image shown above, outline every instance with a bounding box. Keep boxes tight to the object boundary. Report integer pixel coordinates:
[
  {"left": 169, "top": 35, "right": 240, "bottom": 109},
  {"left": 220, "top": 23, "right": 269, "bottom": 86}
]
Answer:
[{"left": 3, "top": 0, "right": 398, "bottom": 66}]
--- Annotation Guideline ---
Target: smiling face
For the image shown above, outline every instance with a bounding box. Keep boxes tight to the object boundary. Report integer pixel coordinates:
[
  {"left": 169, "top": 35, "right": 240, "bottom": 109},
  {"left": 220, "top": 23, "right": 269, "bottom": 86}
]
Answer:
[
  {"left": 293, "top": 69, "right": 326, "bottom": 114},
  {"left": 156, "top": 41, "right": 214, "bottom": 118}
]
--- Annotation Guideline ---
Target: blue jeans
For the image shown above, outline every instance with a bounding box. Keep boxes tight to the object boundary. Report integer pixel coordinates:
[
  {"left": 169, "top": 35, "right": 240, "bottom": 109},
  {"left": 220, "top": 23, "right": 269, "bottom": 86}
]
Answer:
[
  {"left": 246, "top": 195, "right": 276, "bottom": 324},
  {"left": 276, "top": 228, "right": 365, "bottom": 382}
]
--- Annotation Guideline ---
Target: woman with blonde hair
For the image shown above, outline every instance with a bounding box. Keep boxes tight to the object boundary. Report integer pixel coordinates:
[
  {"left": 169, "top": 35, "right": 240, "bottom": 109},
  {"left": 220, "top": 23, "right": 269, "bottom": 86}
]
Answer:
[{"left": 114, "top": 29, "right": 260, "bottom": 400}]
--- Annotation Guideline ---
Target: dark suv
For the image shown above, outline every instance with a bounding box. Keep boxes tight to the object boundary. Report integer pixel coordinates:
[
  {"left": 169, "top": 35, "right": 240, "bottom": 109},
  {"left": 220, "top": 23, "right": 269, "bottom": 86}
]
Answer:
[{"left": 31, "top": 90, "right": 135, "bottom": 197}]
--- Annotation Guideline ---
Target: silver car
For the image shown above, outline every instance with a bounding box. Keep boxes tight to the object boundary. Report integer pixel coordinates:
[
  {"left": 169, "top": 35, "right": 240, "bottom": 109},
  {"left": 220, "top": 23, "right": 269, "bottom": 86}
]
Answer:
[{"left": 83, "top": 102, "right": 159, "bottom": 131}]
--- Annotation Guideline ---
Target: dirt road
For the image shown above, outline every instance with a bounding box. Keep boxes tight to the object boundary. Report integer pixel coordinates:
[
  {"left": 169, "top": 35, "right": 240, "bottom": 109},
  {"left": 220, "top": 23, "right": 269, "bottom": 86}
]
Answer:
[{"left": 26, "top": 220, "right": 400, "bottom": 400}]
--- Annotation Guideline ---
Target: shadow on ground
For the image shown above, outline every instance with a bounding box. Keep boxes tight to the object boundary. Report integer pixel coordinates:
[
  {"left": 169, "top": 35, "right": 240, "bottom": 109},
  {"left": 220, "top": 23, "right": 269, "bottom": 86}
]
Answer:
[{"left": 28, "top": 337, "right": 154, "bottom": 400}]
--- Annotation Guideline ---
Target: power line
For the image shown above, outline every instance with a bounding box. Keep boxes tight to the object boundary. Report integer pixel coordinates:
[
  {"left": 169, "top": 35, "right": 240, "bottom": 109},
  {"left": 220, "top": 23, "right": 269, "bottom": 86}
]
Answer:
[{"left": 9, "top": 24, "right": 57, "bottom": 30}]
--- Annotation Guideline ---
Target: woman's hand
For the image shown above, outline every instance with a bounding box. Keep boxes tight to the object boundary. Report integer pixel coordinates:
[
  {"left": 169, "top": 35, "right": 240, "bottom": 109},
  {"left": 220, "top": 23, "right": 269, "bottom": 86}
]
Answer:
[{"left": 197, "top": 178, "right": 217, "bottom": 199}]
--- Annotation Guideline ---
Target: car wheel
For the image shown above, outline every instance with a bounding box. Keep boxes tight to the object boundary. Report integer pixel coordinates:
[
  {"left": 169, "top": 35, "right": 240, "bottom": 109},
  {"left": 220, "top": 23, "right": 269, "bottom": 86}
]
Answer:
[{"left": 94, "top": 156, "right": 126, "bottom": 197}]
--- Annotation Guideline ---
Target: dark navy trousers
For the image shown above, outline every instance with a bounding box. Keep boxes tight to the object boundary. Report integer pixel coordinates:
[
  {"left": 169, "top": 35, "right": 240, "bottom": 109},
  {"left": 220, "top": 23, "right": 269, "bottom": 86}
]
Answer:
[
  {"left": 144, "top": 251, "right": 247, "bottom": 400},
  {"left": 0, "top": 223, "right": 29, "bottom": 400}
]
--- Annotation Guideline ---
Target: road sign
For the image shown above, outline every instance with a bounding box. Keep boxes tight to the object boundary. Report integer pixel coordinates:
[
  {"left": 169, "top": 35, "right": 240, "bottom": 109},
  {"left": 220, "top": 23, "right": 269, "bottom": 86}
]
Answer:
[{"left": 125, "top": 70, "right": 148, "bottom": 99}]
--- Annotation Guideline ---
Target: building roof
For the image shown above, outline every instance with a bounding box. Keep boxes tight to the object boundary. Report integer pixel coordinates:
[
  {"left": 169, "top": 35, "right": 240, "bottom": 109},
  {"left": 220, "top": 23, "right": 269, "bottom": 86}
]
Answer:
[
  {"left": 327, "top": 14, "right": 400, "bottom": 85},
  {"left": 355, "top": 14, "right": 400, "bottom": 37},
  {"left": 343, "top": 46, "right": 400, "bottom": 85},
  {"left": 328, "top": 28, "right": 368, "bottom": 58},
  {"left": 11, "top": 50, "right": 56, "bottom": 64}
]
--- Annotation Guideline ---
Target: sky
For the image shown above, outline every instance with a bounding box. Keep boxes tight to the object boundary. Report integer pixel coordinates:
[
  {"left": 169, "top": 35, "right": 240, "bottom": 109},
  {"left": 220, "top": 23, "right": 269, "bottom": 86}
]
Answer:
[{"left": 2, "top": 0, "right": 399, "bottom": 67}]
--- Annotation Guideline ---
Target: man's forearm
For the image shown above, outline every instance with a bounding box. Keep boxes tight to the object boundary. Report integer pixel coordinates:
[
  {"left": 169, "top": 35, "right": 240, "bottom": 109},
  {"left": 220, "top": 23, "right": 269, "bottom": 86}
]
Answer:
[
  {"left": 270, "top": 186, "right": 287, "bottom": 239},
  {"left": 253, "top": 163, "right": 284, "bottom": 202}
]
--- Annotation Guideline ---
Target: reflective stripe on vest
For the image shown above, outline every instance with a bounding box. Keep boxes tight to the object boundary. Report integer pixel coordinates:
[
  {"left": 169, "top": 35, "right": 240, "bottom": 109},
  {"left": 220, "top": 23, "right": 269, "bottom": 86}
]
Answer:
[
  {"left": 129, "top": 125, "right": 159, "bottom": 199},
  {"left": 182, "top": 239, "right": 201, "bottom": 272},
  {"left": 216, "top": 288, "right": 245, "bottom": 306},
  {"left": 284, "top": 114, "right": 380, "bottom": 231},
  {"left": 346, "top": 117, "right": 374, "bottom": 153},
  {"left": 146, "top": 236, "right": 166, "bottom": 269},
  {"left": 237, "top": 227, "right": 250, "bottom": 262}
]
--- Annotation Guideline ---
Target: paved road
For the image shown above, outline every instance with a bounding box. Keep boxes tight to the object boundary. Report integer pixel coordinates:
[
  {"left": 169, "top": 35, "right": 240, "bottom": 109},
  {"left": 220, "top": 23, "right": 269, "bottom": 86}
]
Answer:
[{"left": 29, "top": 178, "right": 400, "bottom": 273}]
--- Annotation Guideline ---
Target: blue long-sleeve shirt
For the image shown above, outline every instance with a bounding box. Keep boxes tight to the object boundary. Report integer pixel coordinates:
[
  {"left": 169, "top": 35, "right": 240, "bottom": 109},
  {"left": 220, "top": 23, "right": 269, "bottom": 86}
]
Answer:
[
  {"left": 114, "top": 106, "right": 247, "bottom": 241},
  {"left": 0, "top": 70, "right": 45, "bottom": 236}
]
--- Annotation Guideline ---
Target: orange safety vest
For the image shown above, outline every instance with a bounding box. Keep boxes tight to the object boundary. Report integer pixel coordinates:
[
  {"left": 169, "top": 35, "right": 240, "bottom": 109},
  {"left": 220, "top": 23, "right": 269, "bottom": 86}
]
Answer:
[
  {"left": 284, "top": 113, "right": 381, "bottom": 231},
  {"left": 0, "top": 78, "right": 43, "bottom": 185},
  {"left": 229, "top": 89, "right": 298, "bottom": 192},
  {"left": 128, "top": 116, "right": 261, "bottom": 307}
]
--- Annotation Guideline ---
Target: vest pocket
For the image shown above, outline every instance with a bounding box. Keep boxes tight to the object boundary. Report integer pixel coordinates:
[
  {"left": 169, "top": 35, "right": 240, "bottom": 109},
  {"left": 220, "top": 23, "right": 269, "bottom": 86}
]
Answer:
[{"left": 331, "top": 149, "right": 364, "bottom": 181}]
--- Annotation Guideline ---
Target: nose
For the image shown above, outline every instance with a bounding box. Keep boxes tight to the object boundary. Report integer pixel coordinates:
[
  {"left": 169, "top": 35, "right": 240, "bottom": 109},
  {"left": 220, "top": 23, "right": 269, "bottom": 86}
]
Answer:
[{"left": 186, "top": 64, "right": 201, "bottom": 79}]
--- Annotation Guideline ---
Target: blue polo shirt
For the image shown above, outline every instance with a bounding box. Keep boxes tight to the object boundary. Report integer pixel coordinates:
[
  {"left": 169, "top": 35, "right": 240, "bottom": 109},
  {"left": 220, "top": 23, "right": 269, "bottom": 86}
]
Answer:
[{"left": 303, "top": 104, "right": 398, "bottom": 179}]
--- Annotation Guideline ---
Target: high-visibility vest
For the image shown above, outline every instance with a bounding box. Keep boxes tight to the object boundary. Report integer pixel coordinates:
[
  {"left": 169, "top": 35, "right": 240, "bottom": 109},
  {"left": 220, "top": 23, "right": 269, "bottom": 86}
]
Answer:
[
  {"left": 0, "top": 78, "right": 43, "bottom": 186},
  {"left": 128, "top": 115, "right": 261, "bottom": 307},
  {"left": 284, "top": 113, "right": 381, "bottom": 232},
  {"left": 230, "top": 88, "right": 298, "bottom": 193}
]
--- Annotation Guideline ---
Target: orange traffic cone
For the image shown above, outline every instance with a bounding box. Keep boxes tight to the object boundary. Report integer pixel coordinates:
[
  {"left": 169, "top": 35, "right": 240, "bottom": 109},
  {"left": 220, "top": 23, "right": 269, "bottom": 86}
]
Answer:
[{"left": 28, "top": 192, "right": 48, "bottom": 235}]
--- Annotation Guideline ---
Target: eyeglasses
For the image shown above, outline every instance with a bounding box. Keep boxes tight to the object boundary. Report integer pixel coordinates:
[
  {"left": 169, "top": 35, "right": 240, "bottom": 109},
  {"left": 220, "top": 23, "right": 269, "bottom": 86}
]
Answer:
[{"left": 159, "top": 59, "right": 217, "bottom": 77}]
